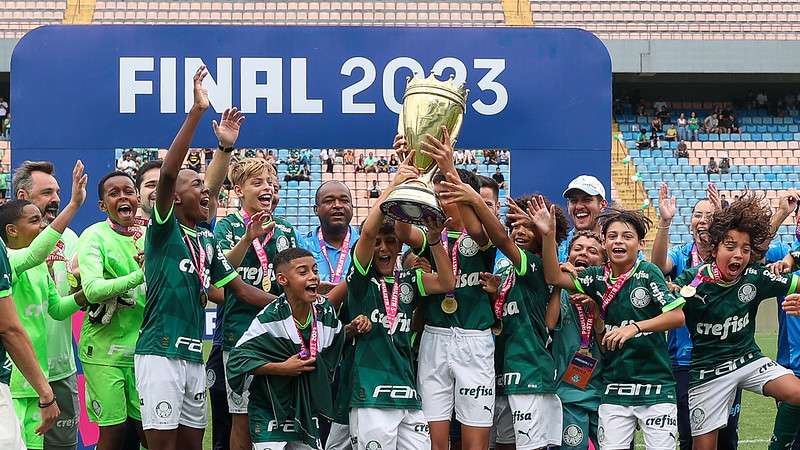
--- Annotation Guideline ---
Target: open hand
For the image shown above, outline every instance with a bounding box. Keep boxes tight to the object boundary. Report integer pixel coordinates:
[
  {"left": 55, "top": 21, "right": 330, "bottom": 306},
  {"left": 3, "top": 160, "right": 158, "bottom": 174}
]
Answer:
[
  {"left": 437, "top": 172, "right": 480, "bottom": 206},
  {"left": 527, "top": 195, "right": 556, "bottom": 237},
  {"left": 69, "top": 160, "right": 88, "bottom": 208},
  {"left": 479, "top": 272, "right": 501, "bottom": 297},
  {"left": 783, "top": 294, "right": 800, "bottom": 317},
  {"left": 602, "top": 324, "right": 638, "bottom": 351},
  {"left": 213, "top": 107, "right": 245, "bottom": 148},
  {"left": 659, "top": 183, "right": 676, "bottom": 222},
  {"left": 422, "top": 215, "right": 450, "bottom": 241},
  {"left": 707, "top": 183, "right": 722, "bottom": 211},
  {"left": 420, "top": 126, "right": 456, "bottom": 175},
  {"left": 245, "top": 211, "right": 274, "bottom": 242},
  {"left": 388, "top": 153, "right": 419, "bottom": 189},
  {"left": 192, "top": 65, "right": 210, "bottom": 111},
  {"left": 393, "top": 134, "right": 409, "bottom": 160},
  {"left": 505, "top": 197, "right": 535, "bottom": 230}
]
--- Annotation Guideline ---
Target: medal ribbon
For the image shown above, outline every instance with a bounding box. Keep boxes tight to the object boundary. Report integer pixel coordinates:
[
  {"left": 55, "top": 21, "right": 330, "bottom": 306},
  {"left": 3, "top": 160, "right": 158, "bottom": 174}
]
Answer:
[
  {"left": 575, "top": 304, "right": 595, "bottom": 349},
  {"left": 294, "top": 305, "right": 318, "bottom": 359},
  {"left": 46, "top": 240, "right": 74, "bottom": 273},
  {"left": 795, "top": 211, "right": 800, "bottom": 243},
  {"left": 106, "top": 217, "right": 147, "bottom": 243},
  {"left": 600, "top": 262, "right": 639, "bottom": 319},
  {"left": 182, "top": 229, "right": 207, "bottom": 296},
  {"left": 493, "top": 270, "right": 515, "bottom": 319},
  {"left": 318, "top": 227, "right": 351, "bottom": 283},
  {"left": 379, "top": 273, "right": 402, "bottom": 335},
  {"left": 240, "top": 210, "right": 275, "bottom": 289},
  {"left": 440, "top": 230, "right": 467, "bottom": 298},
  {"left": 690, "top": 243, "right": 703, "bottom": 268}
]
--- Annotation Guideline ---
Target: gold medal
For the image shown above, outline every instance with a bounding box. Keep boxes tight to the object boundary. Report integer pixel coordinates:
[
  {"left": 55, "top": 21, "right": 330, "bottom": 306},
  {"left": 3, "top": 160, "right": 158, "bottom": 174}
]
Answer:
[
  {"left": 200, "top": 291, "right": 209, "bottom": 308},
  {"left": 262, "top": 276, "right": 272, "bottom": 292},
  {"left": 441, "top": 295, "right": 458, "bottom": 314},
  {"left": 680, "top": 285, "right": 696, "bottom": 299},
  {"left": 491, "top": 320, "right": 503, "bottom": 336}
]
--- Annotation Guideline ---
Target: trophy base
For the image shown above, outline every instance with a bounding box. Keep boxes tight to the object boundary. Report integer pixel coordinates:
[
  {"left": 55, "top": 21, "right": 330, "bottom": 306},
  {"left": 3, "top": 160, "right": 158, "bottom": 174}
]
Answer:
[{"left": 380, "top": 184, "right": 445, "bottom": 226}]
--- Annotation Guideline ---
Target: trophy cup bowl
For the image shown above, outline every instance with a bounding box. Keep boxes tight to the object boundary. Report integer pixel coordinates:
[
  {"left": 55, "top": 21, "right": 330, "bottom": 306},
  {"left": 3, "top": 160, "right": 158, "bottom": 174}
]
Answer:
[{"left": 380, "top": 73, "right": 468, "bottom": 225}]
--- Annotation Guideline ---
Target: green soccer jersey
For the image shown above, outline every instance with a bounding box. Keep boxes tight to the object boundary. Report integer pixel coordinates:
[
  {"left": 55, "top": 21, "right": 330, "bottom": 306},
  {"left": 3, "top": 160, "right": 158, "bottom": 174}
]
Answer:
[
  {"left": 674, "top": 264, "right": 798, "bottom": 387},
  {"left": 215, "top": 211, "right": 297, "bottom": 351},
  {"left": 77, "top": 221, "right": 146, "bottom": 367},
  {"left": 0, "top": 240, "right": 14, "bottom": 385},
  {"left": 9, "top": 227, "right": 81, "bottom": 397},
  {"left": 345, "top": 252, "right": 425, "bottom": 410},
  {"left": 135, "top": 204, "right": 237, "bottom": 363},
  {"left": 552, "top": 289, "right": 603, "bottom": 408},
  {"left": 227, "top": 295, "right": 343, "bottom": 447},
  {"left": 46, "top": 227, "right": 79, "bottom": 381},
  {"left": 418, "top": 230, "right": 497, "bottom": 330},
  {"left": 495, "top": 249, "right": 557, "bottom": 395},
  {"left": 573, "top": 261, "right": 684, "bottom": 406}
]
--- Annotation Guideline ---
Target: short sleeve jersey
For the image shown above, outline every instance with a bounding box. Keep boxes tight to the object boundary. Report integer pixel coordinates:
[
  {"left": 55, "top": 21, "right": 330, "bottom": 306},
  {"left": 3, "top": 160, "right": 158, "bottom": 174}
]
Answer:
[
  {"left": 495, "top": 249, "right": 557, "bottom": 395},
  {"left": 675, "top": 264, "right": 798, "bottom": 387},
  {"left": 345, "top": 251, "right": 425, "bottom": 410},
  {"left": 135, "top": 204, "right": 237, "bottom": 363},
  {"left": 418, "top": 230, "right": 497, "bottom": 330},
  {"left": 77, "top": 221, "right": 146, "bottom": 367},
  {"left": 573, "top": 261, "right": 685, "bottom": 406},
  {"left": 214, "top": 212, "right": 297, "bottom": 351},
  {"left": 0, "top": 241, "right": 13, "bottom": 385}
]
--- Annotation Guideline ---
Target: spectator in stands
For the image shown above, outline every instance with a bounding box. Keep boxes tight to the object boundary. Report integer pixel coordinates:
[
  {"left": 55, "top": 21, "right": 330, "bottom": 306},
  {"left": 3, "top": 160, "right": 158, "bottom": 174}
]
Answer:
[
  {"left": 0, "top": 98, "right": 7, "bottom": 136},
  {"left": 453, "top": 149, "right": 465, "bottom": 165},
  {"left": 677, "top": 140, "right": 689, "bottom": 158},
  {"left": 256, "top": 149, "right": 266, "bottom": 160},
  {"left": 650, "top": 128, "right": 660, "bottom": 149},
  {"left": 0, "top": 172, "right": 8, "bottom": 198},
  {"left": 721, "top": 194, "right": 730, "bottom": 209},
  {"left": 717, "top": 112, "right": 732, "bottom": 134},
  {"left": 186, "top": 149, "right": 202, "bottom": 173},
  {"left": 376, "top": 154, "right": 389, "bottom": 173},
  {"left": 343, "top": 149, "right": 355, "bottom": 165},
  {"left": 756, "top": 91, "right": 768, "bottom": 107},
  {"left": 650, "top": 116, "right": 663, "bottom": 133},
  {"left": 498, "top": 149, "right": 509, "bottom": 164},
  {"left": 703, "top": 113, "right": 719, "bottom": 134},
  {"left": 676, "top": 112, "right": 688, "bottom": 141},
  {"left": 285, "top": 158, "right": 309, "bottom": 181},
  {"left": 719, "top": 156, "right": 730, "bottom": 174},
  {"left": 729, "top": 113, "right": 740, "bottom": 133},
  {"left": 364, "top": 151, "right": 377, "bottom": 173},
  {"left": 117, "top": 152, "right": 137, "bottom": 177},
  {"left": 2, "top": 112, "right": 10, "bottom": 138},
  {"left": 706, "top": 157, "right": 719, "bottom": 174},
  {"left": 653, "top": 99, "right": 667, "bottom": 113},
  {"left": 492, "top": 166, "right": 505, "bottom": 189},
  {"left": 465, "top": 149, "right": 477, "bottom": 165},
  {"left": 367, "top": 180, "right": 381, "bottom": 199},
  {"left": 355, "top": 153, "right": 366, "bottom": 173},
  {"left": 657, "top": 105, "right": 671, "bottom": 124},
  {"left": 484, "top": 149, "right": 498, "bottom": 165},
  {"left": 265, "top": 149, "right": 277, "bottom": 170},
  {"left": 664, "top": 125, "right": 678, "bottom": 142},
  {"left": 321, "top": 149, "right": 334, "bottom": 174},
  {"left": 203, "top": 147, "right": 214, "bottom": 166},
  {"left": 637, "top": 128, "right": 650, "bottom": 149},
  {"left": 688, "top": 112, "right": 700, "bottom": 141},
  {"left": 388, "top": 154, "right": 399, "bottom": 173}
]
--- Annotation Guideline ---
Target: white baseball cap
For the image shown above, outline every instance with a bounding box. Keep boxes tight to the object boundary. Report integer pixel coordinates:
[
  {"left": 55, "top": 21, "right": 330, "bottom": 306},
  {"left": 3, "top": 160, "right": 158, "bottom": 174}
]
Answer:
[{"left": 562, "top": 175, "right": 606, "bottom": 200}]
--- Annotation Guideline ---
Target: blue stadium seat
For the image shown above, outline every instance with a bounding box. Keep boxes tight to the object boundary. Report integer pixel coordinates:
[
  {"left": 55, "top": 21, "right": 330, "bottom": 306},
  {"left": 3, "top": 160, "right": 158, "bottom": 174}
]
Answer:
[
  {"left": 743, "top": 173, "right": 754, "bottom": 182},
  {"left": 736, "top": 182, "right": 748, "bottom": 190},
  {"left": 730, "top": 133, "right": 741, "bottom": 141},
  {"left": 784, "top": 133, "right": 794, "bottom": 140},
  {"left": 720, "top": 134, "right": 730, "bottom": 141},
  {"left": 742, "top": 133, "right": 751, "bottom": 140},
  {"left": 629, "top": 149, "right": 640, "bottom": 158}
]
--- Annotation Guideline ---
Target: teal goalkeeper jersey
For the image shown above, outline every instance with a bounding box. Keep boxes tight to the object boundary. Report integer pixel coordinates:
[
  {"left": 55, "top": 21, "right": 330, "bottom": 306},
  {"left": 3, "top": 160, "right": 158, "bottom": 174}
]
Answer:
[
  {"left": 135, "top": 204, "right": 237, "bottom": 363},
  {"left": 215, "top": 212, "right": 297, "bottom": 351},
  {"left": 77, "top": 221, "right": 146, "bottom": 367}
]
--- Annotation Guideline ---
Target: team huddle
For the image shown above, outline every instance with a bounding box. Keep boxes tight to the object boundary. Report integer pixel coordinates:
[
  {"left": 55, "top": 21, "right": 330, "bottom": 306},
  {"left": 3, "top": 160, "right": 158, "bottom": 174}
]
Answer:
[{"left": 4, "top": 65, "right": 800, "bottom": 450}]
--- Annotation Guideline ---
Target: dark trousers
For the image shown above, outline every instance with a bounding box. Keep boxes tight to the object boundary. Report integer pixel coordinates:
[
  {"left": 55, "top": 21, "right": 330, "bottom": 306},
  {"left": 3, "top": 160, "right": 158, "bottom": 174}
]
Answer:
[
  {"left": 207, "top": 344, "right": 231, "bottom": 450},
  {"left": 674, "top": 366, "right": 741, "bottom": 450}
]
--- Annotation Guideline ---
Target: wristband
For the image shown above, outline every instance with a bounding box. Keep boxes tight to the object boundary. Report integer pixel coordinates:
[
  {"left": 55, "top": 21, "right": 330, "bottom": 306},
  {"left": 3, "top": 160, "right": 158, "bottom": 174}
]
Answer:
[
  {"left": 633, "top": 322, "right": 642, "bottom": 333},
  {"left": 218, "top": 144, "right": 234, "bottom": 153},
  {"left": 428, "top": 238, "right": 441, "bottom": 246},
  {"left": 38, "top": 397, "right": 57, "bottom": 408}
]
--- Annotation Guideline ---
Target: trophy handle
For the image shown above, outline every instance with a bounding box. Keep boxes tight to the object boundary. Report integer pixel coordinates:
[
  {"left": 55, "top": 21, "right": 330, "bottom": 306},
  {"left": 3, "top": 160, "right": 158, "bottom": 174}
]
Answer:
[
  {"left": 396, "top": 110, "right": 409, "bottom": 161},
  {"left": 449, "top": 112, "right": 464, "bottom": 147}
]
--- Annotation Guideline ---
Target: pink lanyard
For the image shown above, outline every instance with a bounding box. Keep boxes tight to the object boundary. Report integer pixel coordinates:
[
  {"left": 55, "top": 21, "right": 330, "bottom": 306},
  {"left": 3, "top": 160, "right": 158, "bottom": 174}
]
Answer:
[
  {"left": 182, "top": 229, "right": 207, "bottom": 293},
  {"left": 107, "top": 217, "right": 147, "bottom": 243},
  {"left": 690, "top": 243, "right": 703, "bottom": 268},
  {"left": 294, "top": 307, "right": 318, "bottom": 359},
  {"left": 240, "top": 210, "right": 275, "bottom": 282},
  {"left": 493, "top": 269, "right": 515, "bottom": 319},
  {"left": 600, "top": 262, "right": 638, "bottom": 319},
  {"left": 575, "top": 304, "right": 594, "bottom": 349},
  {"left": 379, "top": 273, "right": 402, "bottom": 335},
  {"left": 440, "top": 230, "right": 467, "bottom": 298},
  {"left": 319, "top": 228, "right": 351, "bottom": 284}
]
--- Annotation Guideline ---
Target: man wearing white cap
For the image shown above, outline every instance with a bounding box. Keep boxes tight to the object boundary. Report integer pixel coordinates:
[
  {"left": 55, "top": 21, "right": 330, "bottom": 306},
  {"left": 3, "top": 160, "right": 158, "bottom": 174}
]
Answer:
[{"left": 558, "top": 175, "right": 608, "bottom": 262}]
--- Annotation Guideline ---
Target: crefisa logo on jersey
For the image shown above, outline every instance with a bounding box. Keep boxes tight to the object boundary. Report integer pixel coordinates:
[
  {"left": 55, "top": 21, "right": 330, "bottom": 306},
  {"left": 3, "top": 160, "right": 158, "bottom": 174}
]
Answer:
[
  {"left": 459, "top": 236, "right": 479, "bottom": 257},
  {"left": 738, "top": 283, "right": 756, "bottom": 303},
  {"left": 630, "top": 287, "right": 651, "bottom": 308}
]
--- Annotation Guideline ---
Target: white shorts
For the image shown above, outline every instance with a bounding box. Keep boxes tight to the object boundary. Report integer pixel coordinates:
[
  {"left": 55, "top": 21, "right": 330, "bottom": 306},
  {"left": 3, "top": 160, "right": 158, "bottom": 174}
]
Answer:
[
  {"left": 222, "top": 351, "right": 251, "bottom": 414},
  {"left": 493, "top": 394, "right": 562, "bottom": 449},
  {"left": 325, "top": 422, "right": 352, "bottom": 450},
  {"left": 134, "top": 354, "right": 207, "bottom": 430},
  {"left": 688, "top": 356, "right": 792, "bottom": 436},
  {"left": 417, "top": 325, "right": 495, "bottom": 427},
  {"left": 597, "top": 403, "right": 677, "bottom": 450},
  {"left": 254, "top": 442, "right": 315, "bottom": 450},
  {"left": 349, "top": 408, "right": 430, "bottom": 450},
  {"left": 0, "top": 383, "right": 25, "bottom": 450}
]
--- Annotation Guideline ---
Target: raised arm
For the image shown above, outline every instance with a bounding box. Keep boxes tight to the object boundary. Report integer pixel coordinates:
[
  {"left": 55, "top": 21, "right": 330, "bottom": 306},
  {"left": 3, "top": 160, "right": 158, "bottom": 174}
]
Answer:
[
  {"left": 206, "top": 108, "right": 245, "bottom": 219},
  {"left": 156, "top": 66, "right": 209, "bottom": 217},
  {"left": 419, "top": 216, "right": 455, "bottom": 295},
  {"left": 529, "top": 196, "right": 575, "bottom": 290},
  {"left": 770, "top": 190, "right": 800, "bottom": 237},
  {"left": 48, "top": 160, "right": 87, "bottom": 234},
  {"left": 651, "top": 183, "right": 676, "bottom": 275}
]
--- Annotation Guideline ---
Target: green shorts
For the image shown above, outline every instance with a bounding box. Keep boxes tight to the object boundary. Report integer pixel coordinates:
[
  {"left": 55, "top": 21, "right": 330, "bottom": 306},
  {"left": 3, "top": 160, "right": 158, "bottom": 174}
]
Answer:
[
  {"left": 83, "top": 364, "right": 141, "bottom": 426},
  {"left": 13, "top": 396, "right": 43, "bottom": 449}
]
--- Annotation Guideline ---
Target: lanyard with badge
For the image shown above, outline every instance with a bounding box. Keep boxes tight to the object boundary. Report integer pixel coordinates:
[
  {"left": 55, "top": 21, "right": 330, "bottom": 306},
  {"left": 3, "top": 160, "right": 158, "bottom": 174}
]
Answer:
[
  {"left": 182, "top": 228, "right": 208, "bottom": 307},
  {"left": 241, "top": 210, "right": 275, "bottom": 292},
  {"left": 319, "top": 227, "right": 351, "bottom": 284},
  {"left": 440, "top": 229, "right": 466, "bottom": 314},
  {"left": 562, "top": 262, "right": 638, "bottom": 389},
  {"left": 107, "top": 217, "right": 148, "bottom": 244},
  {"left": 491, "top": 269, "right": 515, "bottom": 335},
  {"left": 379, "top": 272, "right": 402, "bottom": 335},
  {"left": 292, "top": 304, "right": 318, "bottom": 359}
]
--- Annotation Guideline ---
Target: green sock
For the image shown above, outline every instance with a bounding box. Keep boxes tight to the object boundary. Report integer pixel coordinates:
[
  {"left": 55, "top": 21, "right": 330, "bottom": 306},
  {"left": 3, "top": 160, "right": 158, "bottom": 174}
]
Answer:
[{"left": 769, "top": 401, "right": 800, "bottom": 450}]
